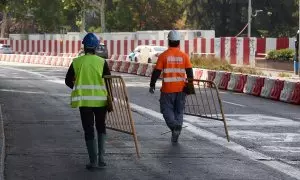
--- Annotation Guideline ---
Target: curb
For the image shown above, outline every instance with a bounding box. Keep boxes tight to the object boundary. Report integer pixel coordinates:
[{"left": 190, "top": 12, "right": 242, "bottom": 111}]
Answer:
[{"left": 0, "top": 105, "right": 5, "bottom": 180}]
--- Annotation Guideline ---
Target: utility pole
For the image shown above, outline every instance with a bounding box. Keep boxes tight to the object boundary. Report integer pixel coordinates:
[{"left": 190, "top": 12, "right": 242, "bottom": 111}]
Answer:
[
  {"left": 248, "top": 0, "right": 252, "bottom": 37},
  {"left": 0, "top": 10, "right": 7, "bottom": 38},
  {"left": 298, "top": 0, "right": 300, "bottom": 76},
  {"left": 81, "top": 2, "right": 86, "bottom": 33},
  {"left": 100, "top": 0, "right": 105, "bottom": 32}
]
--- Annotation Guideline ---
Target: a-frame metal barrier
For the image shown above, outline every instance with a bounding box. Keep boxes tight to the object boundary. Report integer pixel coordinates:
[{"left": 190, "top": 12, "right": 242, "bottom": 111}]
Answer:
[
  {"left": 104, "top": 75, "right": 140, "bottom": 157},
  {"left": 184, "top": 79, "right": 230, "bottom": 142}
]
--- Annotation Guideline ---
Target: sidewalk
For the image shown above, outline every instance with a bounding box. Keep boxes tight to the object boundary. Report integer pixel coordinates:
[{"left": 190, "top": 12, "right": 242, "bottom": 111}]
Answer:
[{"left": 255, "top": 67, "right": 300, "bottom": 81}]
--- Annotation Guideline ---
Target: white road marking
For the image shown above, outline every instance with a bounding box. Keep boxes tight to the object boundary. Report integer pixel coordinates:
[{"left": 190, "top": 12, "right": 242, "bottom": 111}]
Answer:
[
  {"left": 230, "top": 131, "right": 300, "bottom": 143},
  {"left": 130, "top": 103, "right": 300, "bottom": 180},
  {"left": 2, "top": 64, "right": 300, "bottom": 179},
  {"left": 222, "top": 101, "right": 246, "bottom": 107},
  {"left": 187, "top": 114, "right": 300, "bottom": 127},
  {"left": 0, "top": 89, "right": 69, "bottom": 97},
  {"left": 261, "top": 146, "right": 300, "bottom": 153}
]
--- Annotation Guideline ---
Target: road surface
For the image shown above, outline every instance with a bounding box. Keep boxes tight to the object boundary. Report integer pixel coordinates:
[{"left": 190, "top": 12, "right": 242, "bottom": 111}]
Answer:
[{"left": 0, "top": 61, "right": 300, "bottom": 180}]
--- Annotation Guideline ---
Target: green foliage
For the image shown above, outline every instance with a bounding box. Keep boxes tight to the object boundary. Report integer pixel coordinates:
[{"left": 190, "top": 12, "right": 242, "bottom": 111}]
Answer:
[
  {"left": 186, "top": 0, "right": 298, "bottom": 37},
  {"left": 266, "top": 49, "right": 295, "bottom": 61},
  {"left": 0, "top": 0, "right": 299, "bottom": 36},
  {"left": 278, "top": 72, "right": 292, "bottom": 78},
  {"left": 88, "top": 26, "right": 102, "bottom": 33},
  {"left": 105, "top": 0, "right": 185, "bottom": 32}
]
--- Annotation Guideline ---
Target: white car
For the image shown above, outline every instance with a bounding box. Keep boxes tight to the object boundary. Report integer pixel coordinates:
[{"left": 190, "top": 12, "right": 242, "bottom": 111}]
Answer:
[
  {"left": 129, "top": 45, "right": 167, "bottom": 64},
  {"left": 0, "top": 44, "right": 13, "bottom": 54}
]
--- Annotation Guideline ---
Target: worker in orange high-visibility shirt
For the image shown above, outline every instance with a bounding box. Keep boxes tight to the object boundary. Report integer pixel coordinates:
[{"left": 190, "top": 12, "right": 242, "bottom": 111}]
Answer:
[{"left": 149, "top": 30, "right": 194, "bottom": 143}]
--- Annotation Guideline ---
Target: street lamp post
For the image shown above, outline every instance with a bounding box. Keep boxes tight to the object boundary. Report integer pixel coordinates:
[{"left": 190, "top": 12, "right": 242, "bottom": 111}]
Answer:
[
  {"left": 298, "top": 0, "right": 300, "bottom": 76},
  {"left": 248, "top": 0, "right": 252, "bottom": 37},
  {"left": 248, "top": 0, "right": 263, "bottom": 37}
]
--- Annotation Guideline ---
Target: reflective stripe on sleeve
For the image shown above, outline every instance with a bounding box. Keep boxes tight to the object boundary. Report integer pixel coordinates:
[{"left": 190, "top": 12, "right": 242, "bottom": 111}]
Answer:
[
  {"left": 163, "top": 77, "right": 186, "bottom": 82},
  {"left": 71, "top": 96, "right": 107, "bottom": 102}
]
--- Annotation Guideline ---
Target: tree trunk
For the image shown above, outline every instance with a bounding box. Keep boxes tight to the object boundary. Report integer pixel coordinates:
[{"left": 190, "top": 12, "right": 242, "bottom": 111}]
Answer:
[
  {"left": 1, "top": 10, "right": 7, "bottom": 38},
  {"left": 100, "top": 0, "right": 105, "bottom": 32},
  {"left": 81, "top": 4, "right": 86, "bottom": 33}
]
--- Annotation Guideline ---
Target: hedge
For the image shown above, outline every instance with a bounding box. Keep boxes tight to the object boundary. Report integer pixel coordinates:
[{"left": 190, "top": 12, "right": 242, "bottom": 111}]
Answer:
[{"left": 266, "top": 48, "right": 295, "bottom": 61}]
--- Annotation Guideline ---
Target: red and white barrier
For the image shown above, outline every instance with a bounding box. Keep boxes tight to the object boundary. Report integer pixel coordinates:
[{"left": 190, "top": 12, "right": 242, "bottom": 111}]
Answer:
[
  {"left": 112, "top": 60, "right": 122, "bottom": 72},
  {"left": 145, "top": 64, "right": 155, "bottom": 77},
  {"left": 119, "top": 61, "right": 131, "bottom": 73},
  {"left": 213, "top": 71, "right": 225, "bottom": 87},
  {"left": 218, "top": 72, "right": 231, "bottom": 90},
  {"left": 227, "top": 73, "right": 239, "bottom": 91},
  {"left": 234, "top": 74, "right": 247, "bottom": 93},
  {"left": 128, "top": 62, "right": 140, "bottom": 74},
  {"left": 269, "top": 80, "right": 284, "bottom": 101},
  {"left": 244, "top": 75, "right": 257, "bottom": 94},
  {"left": 251, "top": 77, "right": 265, "bottom": 96},
  {"left": 107, "top": 60, "right": 115, "bottom": 71},
  {"left": 289, "top": 83, "right": 300, "bottom": 104},
  {"left": 3, "top": 37, "right": 294, "bottom": 67},
  {"left": 207, "top": 70, "right": 216, "bottom": 82},
  {"left": 193, "top": 68, "right": 203, "bottom": 80},
  {"left": 260, "top": 78, "right": 276, "bottom": 98},
  {"left": 137, "top": 63, "right": 148, "bottom": 76},
  {"left": 280, "top": 81, "right": 296, "bottom": 102},
  {"left": 0, "top": 56, "right": 299, "bottom": 105},
  {"left": 256, "top": 38, "right": 295, "bottom": 57}
]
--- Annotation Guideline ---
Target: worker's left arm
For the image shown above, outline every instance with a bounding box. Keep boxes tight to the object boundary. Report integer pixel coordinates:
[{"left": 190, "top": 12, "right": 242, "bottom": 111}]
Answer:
[
  {"left": 102, "top": 60, "right": 112, "bottom": 95},
  {"left": 65, "top": 63, "right": 75, "bottom": 89},
  {"left": 185, "top": 55, "right": 194, "bottom": 82}
]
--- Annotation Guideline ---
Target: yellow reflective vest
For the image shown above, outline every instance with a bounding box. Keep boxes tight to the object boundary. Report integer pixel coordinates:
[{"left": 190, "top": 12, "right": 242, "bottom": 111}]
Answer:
[{"left": 71, "top": 54, "right": 108, "bottom": 108}]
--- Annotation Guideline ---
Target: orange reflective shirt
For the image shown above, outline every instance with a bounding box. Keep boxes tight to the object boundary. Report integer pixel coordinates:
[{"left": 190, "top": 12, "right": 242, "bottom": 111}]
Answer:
[{"left": 155, "top": 47, "right": 192, "bottom": 93}]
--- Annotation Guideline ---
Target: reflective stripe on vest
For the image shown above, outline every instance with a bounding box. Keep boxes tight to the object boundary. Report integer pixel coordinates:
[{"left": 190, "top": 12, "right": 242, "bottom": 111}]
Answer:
[
  {"left": 74, "top": 85, "right": 106, "bottom": 90},
  {"left": 163, "top": 68, "right": 185, "bottom": 73},
  {"left": 72, "top": 96, "right": 107, "bottom": 102},
  {"left": 163, "top": 77, "right": 185, "bottom": 82}
]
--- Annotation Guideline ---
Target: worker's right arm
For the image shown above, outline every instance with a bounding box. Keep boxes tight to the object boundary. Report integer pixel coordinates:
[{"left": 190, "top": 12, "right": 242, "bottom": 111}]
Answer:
[
  {"left": 65, "top": 63, "right": 75, "bottom": 89},
  {"left": 150, "top": 56, "right": 163, "bottom": 88}
]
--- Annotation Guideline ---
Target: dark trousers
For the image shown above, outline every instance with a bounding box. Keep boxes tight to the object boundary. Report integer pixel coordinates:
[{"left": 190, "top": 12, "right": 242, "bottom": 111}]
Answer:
[
  {"left": 79, "top": 107, "right": 107, "bottom": 141},
  {"left": 159, "top": 92, "right": 186, "bottom": 131}
]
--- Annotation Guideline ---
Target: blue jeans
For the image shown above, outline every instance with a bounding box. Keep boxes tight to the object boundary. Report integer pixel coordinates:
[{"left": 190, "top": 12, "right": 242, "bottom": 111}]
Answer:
[{"left": 160, "top": 92, "right": 186, "bottom": 131}]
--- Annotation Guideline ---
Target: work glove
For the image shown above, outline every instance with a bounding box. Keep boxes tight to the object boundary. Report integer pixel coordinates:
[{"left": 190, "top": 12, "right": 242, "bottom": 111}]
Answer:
[
  {"left": 107, "top": 95, "right": 113, "bottom": 112},
  {"left": 183, "top": 82, "right": 196, "bottom": 95},
  {"left": 149, "top": 86, "right": 155, "bottom": 94}
]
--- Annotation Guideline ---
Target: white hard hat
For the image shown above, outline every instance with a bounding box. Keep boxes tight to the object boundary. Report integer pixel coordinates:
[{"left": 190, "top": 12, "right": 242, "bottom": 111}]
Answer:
[{"left": 168, "top": 30, "right": 180, "bottom": 41}]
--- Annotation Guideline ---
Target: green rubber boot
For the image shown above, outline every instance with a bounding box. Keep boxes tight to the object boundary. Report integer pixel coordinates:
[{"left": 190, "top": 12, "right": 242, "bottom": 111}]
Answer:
[
  {"left": 85, "top": 139, "right": 97, "bottom": 170},
  {"left": 98, "top": 133, "right": 107, "bottom": 167}
]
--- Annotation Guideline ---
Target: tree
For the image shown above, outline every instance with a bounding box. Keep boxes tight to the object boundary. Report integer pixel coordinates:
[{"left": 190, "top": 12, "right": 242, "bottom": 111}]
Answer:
[
  {"left": 185, "top": 0, "right": 298, "bottom": 37},
  {"left": 0, "top": 0, "right": 8, "bottom": 37},
  {"left": 105, "top": 0, "right": 185, "bottom": 32}
]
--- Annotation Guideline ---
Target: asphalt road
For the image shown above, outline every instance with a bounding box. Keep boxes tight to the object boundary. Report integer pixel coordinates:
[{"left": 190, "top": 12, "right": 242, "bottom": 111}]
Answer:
[{"left": 0, "top": 61, "right": 300, "bottom": 180}]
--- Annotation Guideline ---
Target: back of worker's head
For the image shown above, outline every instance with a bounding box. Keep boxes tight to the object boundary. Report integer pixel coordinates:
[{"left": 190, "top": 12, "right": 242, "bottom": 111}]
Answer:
[
  {"left": 82, "top": 33, "right": 99, "bottom": 54},
  {"left": 168, "top": 30, "right": 180, "bottom": 47}
]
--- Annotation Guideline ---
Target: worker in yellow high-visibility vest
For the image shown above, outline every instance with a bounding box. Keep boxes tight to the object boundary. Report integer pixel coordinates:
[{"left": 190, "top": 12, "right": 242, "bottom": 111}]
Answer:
[{"left": 65, "top": 33, "right": 111, "bottom": 170}]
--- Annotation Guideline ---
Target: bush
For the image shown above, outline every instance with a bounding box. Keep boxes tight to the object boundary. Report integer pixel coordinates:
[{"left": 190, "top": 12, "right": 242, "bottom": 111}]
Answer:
[
  {"left": 191, "top": 56, "right": 234, "bottom": 71},
  {"left": 191, "top": 56, "right": 264, "bottom": 75},
  {"left": 266, "top": 48, "right": 295, "bottom": 61}
]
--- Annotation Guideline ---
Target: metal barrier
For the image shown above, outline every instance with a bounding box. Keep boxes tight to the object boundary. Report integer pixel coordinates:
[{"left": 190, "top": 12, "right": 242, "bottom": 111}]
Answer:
[
  {"left": 184, "top": 79, "right": 230, "bottom": 142},
  {"left": 104, "top": 75, "right": 140, "bottom": 157}
]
